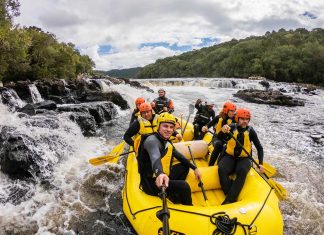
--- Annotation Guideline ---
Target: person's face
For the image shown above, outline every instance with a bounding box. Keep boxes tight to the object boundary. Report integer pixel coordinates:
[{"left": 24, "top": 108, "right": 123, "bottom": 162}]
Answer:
[
  {"left": 207, "top": 105, "right": 214, "bottom": 110},
  {"left": 158, "top": 122, "right": 175, "bottom": 139},
  {"left": 158, "top": 91, "right": 165, "bottom": 97},
  {"left": 141, "top": 110, "right": 152, "bottom": 120},
  {"left": 238, "top": 118, "right": 250, "bottom": 128},
  {"left": 228, "top": 110, "right": 235, "bottom": 118}
]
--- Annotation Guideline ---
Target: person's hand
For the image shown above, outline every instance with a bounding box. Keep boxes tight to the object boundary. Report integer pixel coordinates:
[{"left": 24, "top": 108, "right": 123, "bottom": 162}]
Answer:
[
  {"left": 151, "top": 102, "right": 156, "bottom": 107},
  {"left": 163, "top": 107, "right": 168, "bottom": 112},
  {"left": 221, "top": 124, "right": 231, "bottom": 133},
  {"left": 201, "top": 126, "right": 208, "bottom": 132},
  {"left": 259, "top": 164, "right": 265, "bottom": 174},
  {"left": 176, "top": 133, "right": 182, "bottom": 141},
  {"left": 155, "top": 174, "right": 169, "bottom": 188},
  {"left": 194, "top": 168, "right": 202, "bottom": 181}
]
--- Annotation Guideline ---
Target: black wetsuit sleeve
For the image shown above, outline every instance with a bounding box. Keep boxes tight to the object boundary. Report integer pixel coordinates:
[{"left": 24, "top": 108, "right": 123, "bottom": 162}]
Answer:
[
  {"left": 143, "top": 136, "right": 164, "bottom": 176},
  {"left": 129, "top": 111, "right": 136, "bottom": 126},
  {"left": 207, "top": 116, "right": 219, "bottom": 129},
  {"left": 211, "top": 110, "right": 216, "bottom": 119},
  {"left": 123, "top": 120, "right": 140, "bottom": 147},
  {"left": 250, "top": 128, "right": 264, "bottom": 164},
  {"left": 172, "top": 148, "right": 197, "bottom": 170},
  {"left": 172, "top": 130, "right": 179, "bottom": 137}
]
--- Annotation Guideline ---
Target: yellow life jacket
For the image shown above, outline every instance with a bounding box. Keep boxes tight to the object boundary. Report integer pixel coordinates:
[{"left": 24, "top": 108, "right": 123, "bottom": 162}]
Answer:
[
  {"left": 160, "top": 142, "right": 174, "bottom": 176},
  {"left": 226, "top": 126, "right": 252, "bottom": 157},
  {"left": 215, "top": 117, "right": 233, "bottom": 135},
  {"left": 138, "top": 115, "right": 158, "bottom": 135}
]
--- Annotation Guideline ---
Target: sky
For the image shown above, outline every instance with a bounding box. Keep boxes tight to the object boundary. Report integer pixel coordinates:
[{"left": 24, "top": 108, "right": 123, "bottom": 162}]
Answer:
[{"left": 15, "top": 0, "right": 324, "bottom": 71}]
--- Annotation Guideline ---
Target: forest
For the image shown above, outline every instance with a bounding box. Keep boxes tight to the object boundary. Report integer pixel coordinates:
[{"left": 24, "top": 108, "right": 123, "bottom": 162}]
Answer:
[{"left": 137, "top": 28, "right": 324, "bottom": 86}]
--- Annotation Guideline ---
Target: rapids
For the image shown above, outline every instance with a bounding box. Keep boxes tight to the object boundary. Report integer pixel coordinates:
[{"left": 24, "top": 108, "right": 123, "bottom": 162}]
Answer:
[{"left": 0, "top": 77, "right": 323, "bottom": 235}]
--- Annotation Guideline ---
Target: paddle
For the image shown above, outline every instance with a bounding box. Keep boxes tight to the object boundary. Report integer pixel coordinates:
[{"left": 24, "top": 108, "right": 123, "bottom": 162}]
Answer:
[
  {"left": 88, "top": 140, "right": 128, "bottom": 166},
  {"left": 228, "top": 132, "right": 288, "bottom": 200},
  {"left": 187, "top": 144, "right": 208, "bottom": 204},
  {"left": 181, "top": 104, "right": 195, "bottom": 135},
  {"left": 156, "top": 184, "right": 170, "bottom": 235},
  {"left": 88, "top": 150, "right": 134, "bottom": 166}
]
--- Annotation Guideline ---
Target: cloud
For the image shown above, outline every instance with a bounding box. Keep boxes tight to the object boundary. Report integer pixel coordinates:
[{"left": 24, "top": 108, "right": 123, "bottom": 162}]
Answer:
[{"left": 15, "top": 0, "right": 324, "bottom": 70}]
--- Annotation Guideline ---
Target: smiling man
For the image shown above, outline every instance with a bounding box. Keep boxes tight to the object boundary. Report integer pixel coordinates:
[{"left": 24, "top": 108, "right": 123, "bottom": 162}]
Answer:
[{"left": 137, "top": 112, "right": 201, "bottom": 205}]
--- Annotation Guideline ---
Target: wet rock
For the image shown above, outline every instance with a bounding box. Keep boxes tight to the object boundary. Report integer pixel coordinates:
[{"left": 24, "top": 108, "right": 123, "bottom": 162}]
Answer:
[
  {"left": 234, "top": 89, "right": 305, "bottom": 106},
  {"left": 68, "top": 112, "right": 96, "bottom": 136},
  {"left": 4, "top": 80, "right": 32, "bottom": 101},
  {"left": 0, "top": 127, "right": 43, "bottom": 180},
  {"left": 78, "top": 91, "right": 129, "bottom": 110},
  {"left": 34, "top": 100, "right": 57, "bottom": 110},
  {"left": 123, "top": 78, "right": 154, "bottom": 93},
  {"left": 18, "top": 103, "right": 36, "bottom": 116},
  {"left": 259, "top": 80, "right": 270, "bottom": 89}
]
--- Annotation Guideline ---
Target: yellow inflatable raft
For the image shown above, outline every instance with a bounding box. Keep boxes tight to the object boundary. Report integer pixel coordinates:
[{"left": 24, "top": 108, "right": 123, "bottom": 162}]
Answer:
[{"left": 122, "top": 140, "right": 283, "bottom": 235}]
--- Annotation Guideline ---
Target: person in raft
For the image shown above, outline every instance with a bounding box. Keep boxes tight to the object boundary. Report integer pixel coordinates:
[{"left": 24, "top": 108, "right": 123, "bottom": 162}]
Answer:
[
  {"left": 129, "top": 97, "right": 145, "bottom": 126},
  {"left": 124, "top": 103, "right": 182, "bottom": 149},
  {"left": 137, "top": 112, "right": 202, "bottom": 205},
  {"left": 217, "top": 108, "right": 264, "bottom": 205},
  {"left": 151, "top": 88, "right": 174, "bottom": 114},
  {"left": 201, "top": 101, "right": 237, "bottom": 166}
]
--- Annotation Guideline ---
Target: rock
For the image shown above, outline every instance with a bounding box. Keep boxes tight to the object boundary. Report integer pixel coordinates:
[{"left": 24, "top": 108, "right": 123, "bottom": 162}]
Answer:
[
  {"left": 78, "top": 91, "right": 129, "bottom": 110},
  {"left": 0, "top": 127, "right": 43, "bottom": 180},
  {"left": 259, "top": 80, "right": 270, "bottom": 89},
  {"left": 123, "top": 79, "right": 154, "bottom": 93},
  {"left": 34, "top": 100, "right": 57, "bottom": 110},
  {"left": 234, "top": 89, "right": 305, "bottom": 106},
  {"left": 310, "top": 134, "right": 322, "bottom": 143},
  {"left": 18, "top": 103, "right": 36, "bottom": 116},
  {"left": 68, "top": 112, "right": 96, "bottom": 136}
]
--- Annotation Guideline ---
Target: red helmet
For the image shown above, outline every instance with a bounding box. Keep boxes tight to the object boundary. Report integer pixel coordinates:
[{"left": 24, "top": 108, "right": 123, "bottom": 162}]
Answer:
[
  {"left": 139, "top": 102, "right": 152, "bottom": 112},
  {"left": 222, "top": 101, "right": 236, "bottom": 114},
  {"left": 235, "top": 108, "right": 251, "bottom": 122},
  {"left": 135, "top": 97, "right": 145, "bottom": 106}
]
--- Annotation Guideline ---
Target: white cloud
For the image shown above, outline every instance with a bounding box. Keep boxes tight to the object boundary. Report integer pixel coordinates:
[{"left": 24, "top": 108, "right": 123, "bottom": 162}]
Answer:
[{"left": 15, "top": 0, "right": 324, "bottom": 70}]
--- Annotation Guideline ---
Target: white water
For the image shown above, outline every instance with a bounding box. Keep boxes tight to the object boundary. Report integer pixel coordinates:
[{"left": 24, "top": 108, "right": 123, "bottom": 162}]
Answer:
[
  {"left": 29, "top": 84, "right": 44, "bottom": 103},
  {"left": 0, "top": 78, "right": 323, "bottom": 234}
]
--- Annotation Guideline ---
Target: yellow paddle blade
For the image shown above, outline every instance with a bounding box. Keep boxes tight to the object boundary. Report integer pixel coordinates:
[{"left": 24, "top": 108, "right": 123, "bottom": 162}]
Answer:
[
  {"left": 268, "top": 178, "right": 288, "bottom": 200},
  {"left": 88, "top": 154, "right": 120, "bottom": 166},
  {"left": 109, "top": 141, "right": 126, "bottom": 156},
  {"left": 88, "top": 141, "right": 126, "bottom": 166}
]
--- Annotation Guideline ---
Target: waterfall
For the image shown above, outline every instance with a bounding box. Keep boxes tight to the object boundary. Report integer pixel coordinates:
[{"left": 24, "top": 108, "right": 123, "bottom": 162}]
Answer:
[
  {"left": 0, "top": 88, "right": 26, "bottom": 111},
  {"left": 28, "top": 84, "right": 44, "bottom": 103}
]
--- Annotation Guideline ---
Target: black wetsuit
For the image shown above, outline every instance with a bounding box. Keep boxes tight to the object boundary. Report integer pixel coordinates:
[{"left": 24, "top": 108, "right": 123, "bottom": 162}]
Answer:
[
  {"left": 129, "top": 108, "right": 140, "bottom": 126},
  {"left": 217, "top": 124, "right": 263, "bottom": 203},
  {"left": 193, "top": 103, "right": 215, "bottom": 140},
  {"left": 138, "top": 133, "right": 196, "bottom": 205}
]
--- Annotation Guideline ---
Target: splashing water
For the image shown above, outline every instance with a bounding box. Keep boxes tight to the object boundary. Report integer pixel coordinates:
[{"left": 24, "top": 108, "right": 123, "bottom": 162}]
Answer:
[{"left": 0, "top": 78, "right": 323, "bottom": 234}]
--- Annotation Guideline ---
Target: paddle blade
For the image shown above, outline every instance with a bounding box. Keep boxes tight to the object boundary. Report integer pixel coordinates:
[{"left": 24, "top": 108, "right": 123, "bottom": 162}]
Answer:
[
  {"left": 88, "top": 154, "right": 119, "bottom": 166},
  {"left": 268, "top": 178, "right": 288, "bottom": 200},
  {"left": 109, "top": 141, "right": 126, "bottom": 156},
  {"left": 189, "top": 104, "right": 195, "bottom": 114}
]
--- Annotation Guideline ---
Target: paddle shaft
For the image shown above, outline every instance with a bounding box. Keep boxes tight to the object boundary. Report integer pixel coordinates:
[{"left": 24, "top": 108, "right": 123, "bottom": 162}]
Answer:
[
  {"left": 181, "top": 104, "right": 195, "bottom": 135},
  {"left": 187, "top": 145, "right": 208, "bottom": 201},
  {"left": 159, "top": 185, "right": 170, "bottom": 235}
]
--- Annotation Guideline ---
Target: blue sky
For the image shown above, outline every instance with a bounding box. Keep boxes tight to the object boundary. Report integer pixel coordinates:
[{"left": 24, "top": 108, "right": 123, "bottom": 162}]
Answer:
[{"left": 15, "top": 0, "right": 323, "bottom": 71}]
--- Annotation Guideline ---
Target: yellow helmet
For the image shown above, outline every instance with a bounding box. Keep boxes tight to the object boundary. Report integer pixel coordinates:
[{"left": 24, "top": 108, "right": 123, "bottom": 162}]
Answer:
[{"left": 157, "top": 112, "right": 176, "bottom": 128}]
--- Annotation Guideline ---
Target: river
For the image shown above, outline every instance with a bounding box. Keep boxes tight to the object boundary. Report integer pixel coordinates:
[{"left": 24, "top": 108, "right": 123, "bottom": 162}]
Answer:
[{"left": 0, "top": 77, "right": 323, "bottom": 235}]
